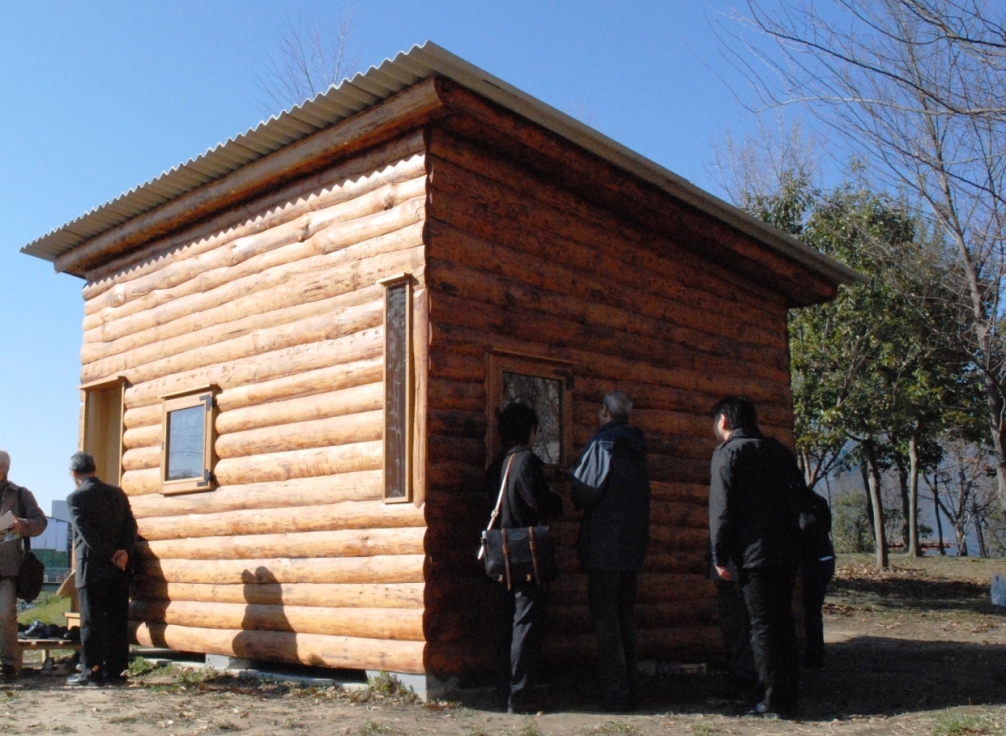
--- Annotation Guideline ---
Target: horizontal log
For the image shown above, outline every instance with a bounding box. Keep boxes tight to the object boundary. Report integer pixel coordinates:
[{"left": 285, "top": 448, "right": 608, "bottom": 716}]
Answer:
[
  {"left": 121, "top": 445, "right": 161, "bottom": 472},
  {"left": 121, "top": 468, "right": 160, "bottom": 497},
  {"left": 436, "top": 87, "right": 835, "bottom": 305},
  {"left": 130, "top": 581, "right": 425, "bottom": 609},
  {"left": 550, "top": 600, "right": 717, "bottom": 633},
  {"left": 121, "top": 326, "right": 383, "bottom": 411},
  {"left": 214, "top": 441, "right": 383, "bottom": 486},
  {"left": 138, "top": 499, "right": 425, "bottom": 541},
  {"left": 216, "top": 381, "right": 382, "bottom": 434},
  {"left": 82, "top": 275, "right": 392, "bottom": 384},
  {"left": 138, "top": 526, "right": 425, "bottom": 560},
  {"left": 427, "top": 377, "right": 485, "bottom": 412},
  {"left": 427, "top": 130, "right": 786, "bottom": 319},
  {"left": 122, "top": 424, "right": 161, "bottom": 451},
  {"left": 131, "top": 622, "right": 425, "bottom": 673},
  {"left": 574, "top": 376, "right": 792, "bottom": 428},
  {"left": 217, "top": 359, "right": 383, "bottom": 414},
  {"left": 550, "top": 573, "right": 714, "bottom": 605},
  {"left": 83, "top": 183, "right": 426, "bottom": 355},
  {"left": 651, "top": 481, "right": 709, "bottom": 503},
  {"left": 130, "top": 600, "right": 424, "bottom": 641},
  {"left": 544, "top": 626, "right": 721, "bottom": 663},
  {"left": 428, "top": 349, "right": 484, "bottom": 382},
  {"left": 431, "top": 324, "right": 791, "bottom": 406},
  {"left": 426, "top": 435, "right": 487, "bottom": 465},
  {"left": 214, "top": 410, "right": 383, "bottom": 459},
  {"left": 65, "top": 78, "right": 442, "bottom": 278},
  {"left": 135, "top": 554, "right": 425, "bottom": 585},
  {"left": 424, "top": 638, "right": 497, "bottom": 676},
  {"left": 83, "top": 132, "right": 427, "bottom": 298},
  {"left": 129, "top": 471, "right": 383, "bottom": 519},
  {"left": 426, "top": 157, "right": 784, "bottom": 334},
  {"left": 425, "top": 254, "right": 789, "bottom": 373},
  {"left": 427, "top": 290, "right": 789, "bottom": 388},
  {"left": 84, "top": 270, "right": 385, "bottom": 377}
]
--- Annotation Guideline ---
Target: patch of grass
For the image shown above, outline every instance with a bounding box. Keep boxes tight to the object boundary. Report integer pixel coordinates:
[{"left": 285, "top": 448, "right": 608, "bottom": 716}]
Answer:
[
  {"left": 931, "top": 711, "right": 1003, "bottom": 736},
  {"left": 280, "top": 717, "right": 306, "bottom": 730},
  {"left": 690, "top": 724, "right": 721, "bottom": 736},
  {"left": 517, "top": 721, "right": 545, "bottom": 736},
  {"left": 467, "top": 727, "right": 489, "bottom": 736},
  {"left": 127, "top": 657, "right": 160, "bottom": 677},
  {"left": 17, "top": 593, "right": 71, "bottom": 626},
  {"left": 367, "top": 671, "right": 410, "bottom": 697},
  {"left": 358, "top": 719, "right": 392, "bottom": 735},
  {"left": 108, "top": 716, "right": 140, "bottom": 724},
  {"left": 583, "top": 723, "right": 642, "bottom": 736}
]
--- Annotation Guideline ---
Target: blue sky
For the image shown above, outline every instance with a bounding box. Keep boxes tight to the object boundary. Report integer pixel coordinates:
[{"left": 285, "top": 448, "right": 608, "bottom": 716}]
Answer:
[{"left": 0, "top": 1, "right": 796, "bottom": 514}]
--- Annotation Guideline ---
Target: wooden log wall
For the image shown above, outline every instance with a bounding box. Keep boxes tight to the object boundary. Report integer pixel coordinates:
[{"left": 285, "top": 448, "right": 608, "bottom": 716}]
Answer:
[
  {"left": 81, "top": 130, "right": 431, "bottom": 674},
  {"left": 421, "top": 116, "right": 798, "bottom": 669}
]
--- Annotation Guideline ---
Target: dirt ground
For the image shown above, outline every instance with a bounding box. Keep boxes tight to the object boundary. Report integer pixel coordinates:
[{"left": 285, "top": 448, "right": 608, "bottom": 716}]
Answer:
[{"left": 7, "top": 553, "right": 1006, "bottom": 736}]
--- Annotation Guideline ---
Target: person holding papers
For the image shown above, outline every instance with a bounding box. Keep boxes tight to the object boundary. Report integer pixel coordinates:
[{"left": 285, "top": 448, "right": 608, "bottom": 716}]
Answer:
[{"left": 0, "top": 450, "right": 48, "bottom": 683}]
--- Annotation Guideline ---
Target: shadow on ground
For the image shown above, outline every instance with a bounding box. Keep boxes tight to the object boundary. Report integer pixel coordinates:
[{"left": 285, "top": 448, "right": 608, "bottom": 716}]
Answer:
[{"left": 449, "top": 636, "right": 1006, "bottom": 720}]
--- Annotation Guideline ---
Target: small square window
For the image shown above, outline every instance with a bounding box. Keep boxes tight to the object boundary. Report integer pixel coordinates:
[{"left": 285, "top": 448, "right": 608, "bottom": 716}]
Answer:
[
  {"left": 487, "top": 353, "right": 574, "bottom": 467},
  {"left": 160, "top": 385, "right": 218, "bottom": 495}
]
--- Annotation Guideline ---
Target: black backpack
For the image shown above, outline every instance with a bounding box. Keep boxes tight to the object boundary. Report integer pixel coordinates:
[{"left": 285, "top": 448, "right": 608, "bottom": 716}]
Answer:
[{"left": 797, "top": 487, "right": 833, "bottom": 559}]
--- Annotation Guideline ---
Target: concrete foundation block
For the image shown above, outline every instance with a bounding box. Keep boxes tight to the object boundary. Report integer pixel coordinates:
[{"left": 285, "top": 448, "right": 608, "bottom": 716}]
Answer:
[
  {"left": 366, "top": 670, "right": 457, "bottom": 701},
  {"left": 206, "top": 654, "right": 253, "bottom": 670}
]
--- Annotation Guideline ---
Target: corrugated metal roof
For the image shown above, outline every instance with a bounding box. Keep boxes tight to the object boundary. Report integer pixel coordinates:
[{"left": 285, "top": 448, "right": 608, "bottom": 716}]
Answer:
[{"left": 20, "top": 42, "right": 860, "bottom": 286}]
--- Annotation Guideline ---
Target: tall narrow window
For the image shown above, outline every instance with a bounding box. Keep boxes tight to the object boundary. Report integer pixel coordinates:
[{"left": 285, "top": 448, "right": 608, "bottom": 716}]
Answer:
[
  {"left": 487, "top": 353, "right": 574, "bottom": 467},
  {"left": 382, "top": 275, "right": 412, "bottom": 503},
  {"left": 160, "top": 385, "right": 218, "bottom": 495},
  {"left": 80, "top": 376, "right": 127, "bottom": 486}
]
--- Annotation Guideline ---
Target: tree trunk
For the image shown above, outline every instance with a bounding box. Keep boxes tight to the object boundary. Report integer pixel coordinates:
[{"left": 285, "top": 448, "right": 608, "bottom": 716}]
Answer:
[
  {"left": 863, "top": 439, "right": 889, "bottom": 569},
  {"left": 894, "top": 451, "right": 911, "bottom": 551},
  {"left": 908, "top": 435, "right": 921, "bottom": 557},
  {"left": 860, "top": 460, "right": 876, "bottom": 535},
  {"left": 929, "top": 473, "right": 946, "bottom": 555}
]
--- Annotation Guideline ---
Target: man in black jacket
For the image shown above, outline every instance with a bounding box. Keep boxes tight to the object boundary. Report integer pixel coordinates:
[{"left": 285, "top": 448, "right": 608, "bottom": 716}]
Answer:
[
  {"left": 66, "top": 452, "right": 137, "bottom": 686},
  {"left": 709, "top": 397, "right": 801, "bottom": 718},
  {"left": 572, "top": 391, "right": 650, "bottom": 712},
  {"left": 485, "top": 403, "right": 563, "bottom": 714}
]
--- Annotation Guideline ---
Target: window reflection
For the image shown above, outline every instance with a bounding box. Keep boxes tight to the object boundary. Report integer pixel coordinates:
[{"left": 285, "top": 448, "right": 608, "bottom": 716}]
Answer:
[
  {"left": 166, "top": 405, "right": 205, "bottom": 480},
  {"left": 502, "top": 372, "right": 562, "bottom": 464}
]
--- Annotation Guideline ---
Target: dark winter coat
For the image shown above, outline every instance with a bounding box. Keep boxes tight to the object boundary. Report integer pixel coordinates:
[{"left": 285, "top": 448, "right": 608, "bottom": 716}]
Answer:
[
  {"left": 571, "top": 421, "right": 651, "bottom": 571},
  {"left": 485, "top": 446, "right": 563, "bottom": 530},
  {"left": 67, "top": 476, "right": 138, "bottom": 589},
  {"left": 709, "top": 428, "right": 802, "bottom": 571}
]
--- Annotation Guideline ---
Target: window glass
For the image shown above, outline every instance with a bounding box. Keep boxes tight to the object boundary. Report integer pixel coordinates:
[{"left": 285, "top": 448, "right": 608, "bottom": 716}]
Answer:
[
  {"left": 502, "top": 372, "right": 562, "bottom": 464},
  {"left": 165, "top": 405, "right": 206, "bottom": 481},
  {"left": 385, "top": 282, "right": 409, "bottom": 500}
]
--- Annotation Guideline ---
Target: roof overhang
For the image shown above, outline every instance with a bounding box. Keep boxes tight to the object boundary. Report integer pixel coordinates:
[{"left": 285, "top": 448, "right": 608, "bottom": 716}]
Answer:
[{"left": 21, "top": 42, "right": 861, "bottom": 292}]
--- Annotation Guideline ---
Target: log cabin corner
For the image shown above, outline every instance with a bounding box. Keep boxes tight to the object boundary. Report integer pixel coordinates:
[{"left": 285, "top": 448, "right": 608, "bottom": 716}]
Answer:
[{"left": 21, "top": 43, "right": 858, "bottom": 696}]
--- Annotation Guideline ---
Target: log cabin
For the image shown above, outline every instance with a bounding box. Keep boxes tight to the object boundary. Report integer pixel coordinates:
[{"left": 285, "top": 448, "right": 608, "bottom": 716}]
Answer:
[{"left": 21, "top": 43, "right": 858, "bottom": 694}]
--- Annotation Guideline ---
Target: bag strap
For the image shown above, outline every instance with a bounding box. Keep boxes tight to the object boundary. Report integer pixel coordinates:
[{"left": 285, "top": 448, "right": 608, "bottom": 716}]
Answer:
[
  {"left": 485, "top": 454, "right": 517, "bottom": 534},
  {"left": 501, "top": 528, "right": 513, "bottom": 589},
  {"left": 15, "top": 486, "right": 29, "bottom": 554},
  {"left": 529, "top": 527, "right": 541, "bottom": 585}
]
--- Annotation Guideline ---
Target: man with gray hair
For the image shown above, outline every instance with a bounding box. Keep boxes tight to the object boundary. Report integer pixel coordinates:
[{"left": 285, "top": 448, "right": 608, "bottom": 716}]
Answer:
[
  {"left": 570, "top": 392, "right": 651, "bottom": 711},
  {"left": 0, "top": 450, "right": 48, "bottom": 683},
  {"left": 66, "top": 452, "right": 136, "bottom": 686}
]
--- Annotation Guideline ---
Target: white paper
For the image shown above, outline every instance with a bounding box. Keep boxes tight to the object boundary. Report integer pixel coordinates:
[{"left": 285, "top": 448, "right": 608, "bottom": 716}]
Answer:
[{"left": 0, "top": 511, "right": 15, "bottom": 531}]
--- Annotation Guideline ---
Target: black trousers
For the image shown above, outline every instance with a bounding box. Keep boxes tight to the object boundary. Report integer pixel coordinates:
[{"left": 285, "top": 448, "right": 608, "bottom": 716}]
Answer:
[
  {"left": 79, "top": 576, "right": 131, "bottom": 677},
  {"left": 509, "top": 583, "right": 548, "bottom": 709},
  {"left": 801, "top": 557, "right": 835, "bottom": 661},
  {"left": 587, "top": 569, "right": 639, "bottom": 707},
  {"left": 739, "top": 566, "right": 799, "bottom": 713},
  {"left": 715, "top": 578, "right": 756, "bottom": 683}
]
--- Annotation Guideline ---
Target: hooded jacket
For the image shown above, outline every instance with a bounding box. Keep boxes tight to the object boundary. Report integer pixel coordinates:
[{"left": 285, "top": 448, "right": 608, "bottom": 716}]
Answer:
[{"left": 571, "top": 421, "right": 651, "bottom": 570}]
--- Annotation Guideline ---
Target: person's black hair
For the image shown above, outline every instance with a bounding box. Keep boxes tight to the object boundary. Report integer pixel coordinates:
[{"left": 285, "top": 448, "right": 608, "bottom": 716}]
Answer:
[
  {"left": 497, "top": 402, "right": 539, "bottom": 447},
  {"left": 710, "top": 396, "right": 758, "bottom": 431},
  {"left": 69, "top": 451, "right": 97, "bottom": 475}
]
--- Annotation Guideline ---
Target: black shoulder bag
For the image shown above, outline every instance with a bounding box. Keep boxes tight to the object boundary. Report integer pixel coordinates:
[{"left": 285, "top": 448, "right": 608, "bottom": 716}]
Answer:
[
  {"left": 479, "top": 454, "right": 557, "bottom": 589},
  {"left": 15, "top": 488, "right": 44, "bottom": 603}
]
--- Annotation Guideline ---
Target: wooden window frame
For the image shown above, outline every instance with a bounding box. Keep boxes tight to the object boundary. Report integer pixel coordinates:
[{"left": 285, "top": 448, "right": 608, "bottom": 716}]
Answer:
[
  {"left": 486, "top": 351, "right": 575, "bottom": 468},
  {"left": 160, "top": 385, "right": 218, "bottom": 496},
  {"left": 79, "top": 376, "right": 127, "bottom": 487},
  {"left": 381, "top": 274, "right": 413, "bottom": 504}
]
